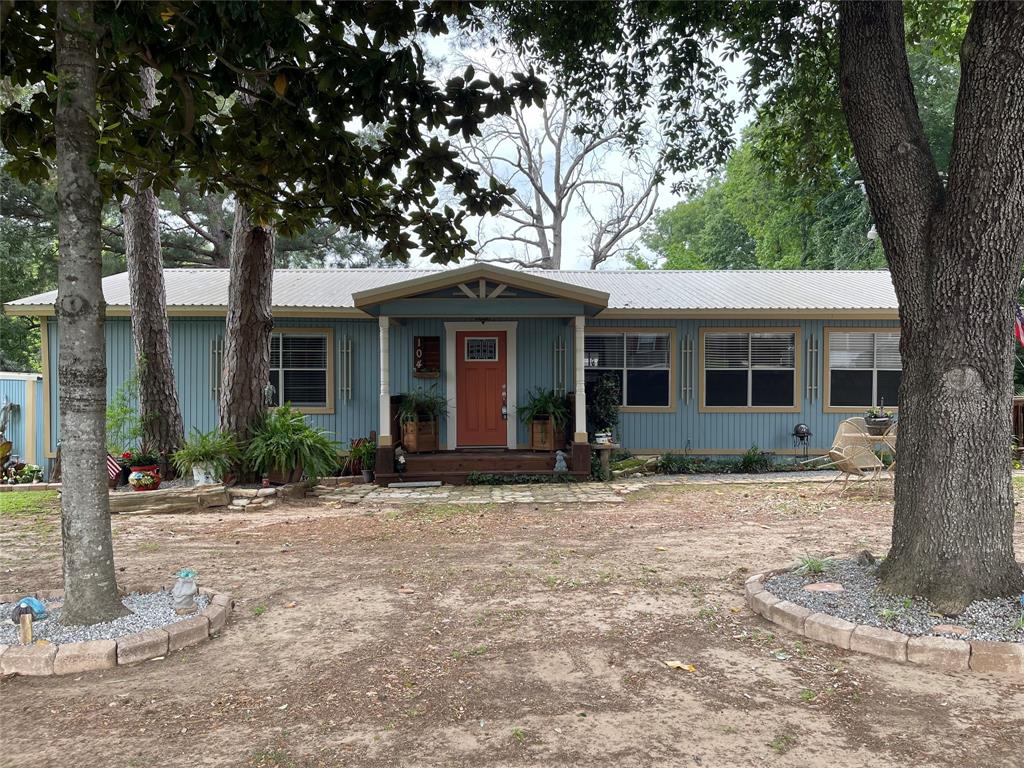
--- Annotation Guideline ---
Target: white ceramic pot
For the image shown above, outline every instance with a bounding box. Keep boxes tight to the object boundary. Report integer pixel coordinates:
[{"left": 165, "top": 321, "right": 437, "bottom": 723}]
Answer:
[{"left": 192, "top": 463, "right": 219, "bottom": 486}]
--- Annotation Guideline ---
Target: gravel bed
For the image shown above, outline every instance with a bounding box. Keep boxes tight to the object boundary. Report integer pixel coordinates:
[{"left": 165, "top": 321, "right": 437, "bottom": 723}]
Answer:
[
  {"left": 765, "top": 558, "right": 1024, "bottom": 643},
  {"left": 110, "top": 477, "right": 196, "bottom": 494},
  {"left": 0, "top": 591, "right": 209, "bottom": 645}
]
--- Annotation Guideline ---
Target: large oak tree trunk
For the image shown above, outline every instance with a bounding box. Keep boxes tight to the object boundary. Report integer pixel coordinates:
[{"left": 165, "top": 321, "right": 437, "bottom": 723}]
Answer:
[
  {"left": 219, "top": 202, "right": 275, "bottom": 463},
  {"left": 838, "top": 1, "right": 1024, "bottom": 614},
  {"left": 122, "top": 67, "right": 184, "bottom": 474},
  {"left": 55, "top": 0, "right": 127, "bottom": 625}
]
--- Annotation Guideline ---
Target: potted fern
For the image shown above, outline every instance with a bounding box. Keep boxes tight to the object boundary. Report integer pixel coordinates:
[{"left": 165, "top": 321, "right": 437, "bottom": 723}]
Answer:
[
  {"left": 171, "top": 428, "right": 240, "bottom": 486},
  {"left": 244, "top": 405, "right": 340, "bottom": 484},
  {"left": 519, "top": 389, "right": 569, "bottom": 451},
  {"left": 397, "top": 389, "right": 447, "bottom": 453}
]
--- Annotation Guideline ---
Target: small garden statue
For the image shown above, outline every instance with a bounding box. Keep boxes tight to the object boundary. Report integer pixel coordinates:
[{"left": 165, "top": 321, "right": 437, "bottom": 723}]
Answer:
[
  {"left": 554, "top": 450, "right": 568, "bottom": 473},
  {"left": 172, "top": 568, "right": 199, "bottom": 615}
]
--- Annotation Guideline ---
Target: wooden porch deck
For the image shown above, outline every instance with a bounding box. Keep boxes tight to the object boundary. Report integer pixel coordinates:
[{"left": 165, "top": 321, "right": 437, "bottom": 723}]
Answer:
[{"left": 374, "top": 448, "right": 588, "bottom": 486}]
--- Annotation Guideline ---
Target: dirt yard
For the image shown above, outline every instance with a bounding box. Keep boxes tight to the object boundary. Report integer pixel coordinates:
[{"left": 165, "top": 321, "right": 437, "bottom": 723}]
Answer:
[{"left": 1, "top": 481, "right": 1021, "bottom": 768}]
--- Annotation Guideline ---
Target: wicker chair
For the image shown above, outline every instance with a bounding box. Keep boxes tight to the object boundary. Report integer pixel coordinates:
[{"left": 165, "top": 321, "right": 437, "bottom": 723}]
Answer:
[{"left": 811, "top": 418, "right": 887, "bottom": 495}]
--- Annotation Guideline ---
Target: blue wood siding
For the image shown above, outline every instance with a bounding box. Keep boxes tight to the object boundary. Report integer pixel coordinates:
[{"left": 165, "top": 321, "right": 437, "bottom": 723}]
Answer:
[
  {"left": 43, "top": 314, "right": 897, "bottom": 458},
  {"left": 585, "top": 317, "right": 899, "bottom": 454}
]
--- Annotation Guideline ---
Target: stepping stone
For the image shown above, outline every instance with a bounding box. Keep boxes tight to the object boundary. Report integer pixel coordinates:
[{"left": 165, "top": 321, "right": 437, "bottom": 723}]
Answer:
[
  {"left": 803, "top": 582, "right": 844, "bottom": 593},
  {"left": 931, "top": 623, "right": 970, "bottom": 637}
]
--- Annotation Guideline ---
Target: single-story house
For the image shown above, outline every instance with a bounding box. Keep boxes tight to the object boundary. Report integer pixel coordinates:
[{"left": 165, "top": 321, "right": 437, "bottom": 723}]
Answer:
[{"left": 4, "top": 263, "right": 901, "bottom": 481}]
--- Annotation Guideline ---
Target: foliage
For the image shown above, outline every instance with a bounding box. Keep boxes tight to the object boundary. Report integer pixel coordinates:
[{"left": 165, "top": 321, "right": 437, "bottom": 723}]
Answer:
[
  {"left": 466, "top": 472, "right": 575, "bottom": 485},
  {"left": 586, "top": 374, "right": 621, "bottom": 435},
  {"left": 244, "top": 406, "right": 339, "bottom": 482},
  {"left": 171, "top": 428, "right": 241, "bottom": 478},
  {"left": 518, "top": 389, "right": 569, "bottom": 429},
  {"left": 865, "top": 406, "right": 894, "bottom": 420},
  {"left": 657, "top": 447, "right": 780, "bottom": 475},
  {"left": 397, "top": 389, "right": 448, "bottom": 425},
  {"left": 105, "top": 369, "right": 142, "bottom": 455},
  {"left": 3, "top": 2, "right": 546, "bottom": 262},
  {"left": 737, "top": 445, "right": 774, "bottom": 474},
  {"left": 795, "top": 555, "right": 829, "bottom": 576},
  {"left": 3, "top": 463, "right": 43, "bottom": 484},
  {"left": 125, "top": 450, "right": 160, "bottom": 467},
  {"left": 348, "top": 438, "right": 377, "bottom": 472}
]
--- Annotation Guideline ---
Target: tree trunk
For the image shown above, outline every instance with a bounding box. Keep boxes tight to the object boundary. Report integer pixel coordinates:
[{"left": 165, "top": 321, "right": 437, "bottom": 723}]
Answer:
[
  {"left": 122, "top": 67, "right": 184, "bottom": 475},
  {"left": 54, "top": 0, "right": 127, "bottom": 625},
  {"left": 838, "top": 1, "right": 1024, "bottom": 614},
  {"left": 219, "top": 202, "right": 275, "bottom": 463}
]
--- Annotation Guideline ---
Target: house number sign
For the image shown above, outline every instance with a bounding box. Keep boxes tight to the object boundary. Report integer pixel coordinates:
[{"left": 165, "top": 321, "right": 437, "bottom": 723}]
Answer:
[{"left": 413, "top": 336, "right": 441, "bottom": 378}]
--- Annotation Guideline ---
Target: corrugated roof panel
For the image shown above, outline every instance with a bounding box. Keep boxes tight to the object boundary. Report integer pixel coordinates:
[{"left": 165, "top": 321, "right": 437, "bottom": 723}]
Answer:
[{"left": 5, "top": 267, "right": 897, "bottom": 312}]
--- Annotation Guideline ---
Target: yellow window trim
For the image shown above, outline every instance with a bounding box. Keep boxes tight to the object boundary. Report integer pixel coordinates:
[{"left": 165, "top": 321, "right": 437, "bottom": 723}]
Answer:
[
  {"left": 697, "top": 326, "right": 802, "bottom": 414},
  {"left": 269, "top": 326, "right": 335, "bottom": 415},
  {"left": 584, "top": 326, "right": 677, "bottom": 413},
  {"left": 822, "top": 326, "right": 901, "bottom": 413}
]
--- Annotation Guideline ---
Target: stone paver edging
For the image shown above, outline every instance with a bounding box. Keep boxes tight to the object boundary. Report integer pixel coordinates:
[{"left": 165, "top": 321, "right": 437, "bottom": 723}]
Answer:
[
  {"left": 745, "top": 569, "right": 1023, "bottom": 677},
  {"left": 0, "top": 585, "right": 234, "bottom": 677}
]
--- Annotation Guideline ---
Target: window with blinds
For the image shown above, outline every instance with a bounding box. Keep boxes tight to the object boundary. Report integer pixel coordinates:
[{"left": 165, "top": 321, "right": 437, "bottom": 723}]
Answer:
[
  {"left": 703, "top": 331, "right": 796, "bottom": 408},
  {"left": 584, "top": 331, "right": 671, "bottom": 407},
  {"left": 828, "top": 331, "right": 901, "bottom": 407},
  {"left": 268, "top": 332, "right": 329, "bottom": 408}
]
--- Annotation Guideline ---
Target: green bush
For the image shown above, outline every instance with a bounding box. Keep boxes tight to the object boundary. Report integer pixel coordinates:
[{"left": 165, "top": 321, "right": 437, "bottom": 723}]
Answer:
[
  {"left": 737, "top": 444, "right": 775, "bottom": 473},
  {"left": 171, "top": 428, "right": 241, "bottom": 479},
  {"left": 586, "top": 373, "right": 620, "bottom": 436},
  {"left": 244, "top": 405, "right": 339, "bottom": 482},
  {"left": 348, "top": 438, "right": 377, "bottom": 471},
  {"left": 105, "top": 369, "right": 141, "bottom": 455},
  {"left": 466, "top": 472, "right": 576, "bottom": 485}
]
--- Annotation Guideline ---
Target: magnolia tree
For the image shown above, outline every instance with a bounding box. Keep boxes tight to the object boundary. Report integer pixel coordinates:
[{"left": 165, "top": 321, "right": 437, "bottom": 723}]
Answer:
[
  {"left": 2, "top": 0, "right": 544, "bottom": 624},
  {"left": 497, "top": 0, "right": 1024, "bottom": 613}
]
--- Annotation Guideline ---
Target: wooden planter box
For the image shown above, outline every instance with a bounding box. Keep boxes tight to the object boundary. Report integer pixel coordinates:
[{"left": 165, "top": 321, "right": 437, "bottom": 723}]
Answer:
[
  {"left": 530, "top": 417, "right": 563, "bottom": 451},
  {"left": 268, "top": 462, "right": 303, "bottom": 485},
  {"left": 402, "top": 419, "right": 438, "bottom": 453}
]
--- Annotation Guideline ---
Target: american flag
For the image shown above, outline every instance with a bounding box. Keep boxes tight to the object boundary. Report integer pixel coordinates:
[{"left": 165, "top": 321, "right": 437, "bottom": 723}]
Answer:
[
  {"left": 106, "top": 454, "right": 122, "bottom": 480},
  {"left": 1016, "top": 305, "right": 1024, "bottom": 348}
]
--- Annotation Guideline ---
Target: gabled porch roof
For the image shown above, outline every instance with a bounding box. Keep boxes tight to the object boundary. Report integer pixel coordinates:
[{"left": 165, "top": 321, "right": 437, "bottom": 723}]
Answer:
[{"left": 351, "top": 263, "right": 610, "bottom": 318}]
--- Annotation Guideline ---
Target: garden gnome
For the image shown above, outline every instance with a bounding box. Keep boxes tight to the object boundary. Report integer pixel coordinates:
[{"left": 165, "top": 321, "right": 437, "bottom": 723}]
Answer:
[
  {"left": 172, "top": 568, "right": 199, "bottom": 615},
  {"left": 554, "top": 450, "right": 568, "bottom": 473}
]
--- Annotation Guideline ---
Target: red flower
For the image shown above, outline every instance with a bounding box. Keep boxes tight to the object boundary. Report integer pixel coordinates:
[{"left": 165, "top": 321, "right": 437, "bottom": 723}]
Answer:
[{"left": 121, "top": 451, "right": 132, "bottom": 459}]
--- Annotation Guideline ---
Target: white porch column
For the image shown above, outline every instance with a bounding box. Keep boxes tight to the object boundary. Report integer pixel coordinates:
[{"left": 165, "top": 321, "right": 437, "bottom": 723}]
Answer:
[
  {"left": 378, "top": 316, "right": 391, "bottom": 441},
  {"left": 574, "top": 315, "right": 587, "bottom": 443}
]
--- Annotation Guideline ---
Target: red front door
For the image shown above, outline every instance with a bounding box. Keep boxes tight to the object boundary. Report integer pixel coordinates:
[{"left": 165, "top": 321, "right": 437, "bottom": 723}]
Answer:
[{"left": 456, "top": 331, "right": 507, "bottom": 446}]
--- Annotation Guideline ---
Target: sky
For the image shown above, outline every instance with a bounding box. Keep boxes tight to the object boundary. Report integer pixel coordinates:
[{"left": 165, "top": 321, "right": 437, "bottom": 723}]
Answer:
[{"left": 415, "top": 33, "right": 754, "bottom": 271}]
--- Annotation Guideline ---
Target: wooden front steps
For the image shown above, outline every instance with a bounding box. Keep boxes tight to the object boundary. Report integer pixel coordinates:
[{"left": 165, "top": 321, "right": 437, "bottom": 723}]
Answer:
[{"left": 375, "top": 449, "right": 586, "bottom": 486}]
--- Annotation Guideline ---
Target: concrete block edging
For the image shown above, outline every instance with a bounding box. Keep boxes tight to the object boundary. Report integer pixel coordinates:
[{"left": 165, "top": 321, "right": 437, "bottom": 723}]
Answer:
[
  {"left": 0, "top": 585, "right": 234, "bottom": 678},
  {"left": 744, "top": 569, "right": 1022, "bottom": 677}
]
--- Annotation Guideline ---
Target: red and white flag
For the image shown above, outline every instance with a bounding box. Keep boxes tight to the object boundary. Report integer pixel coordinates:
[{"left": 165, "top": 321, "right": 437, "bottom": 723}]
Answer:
[
  {"left": 1015, "top": 305, "right": 1024, "bottom": 348},
  {"left": 105, "top": 454, "right": 122, "bottom": 480}
]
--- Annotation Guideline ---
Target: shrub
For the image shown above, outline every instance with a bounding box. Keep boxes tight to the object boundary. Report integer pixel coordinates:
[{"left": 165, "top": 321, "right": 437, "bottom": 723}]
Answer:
[
  {"left": 396, "top": 388, "right": 447, "bottom": 424},
  {"left": 737, "top": 444, "right": 775, "bottom": 473},
  {"left": 518, "top": 389, "right": 570, "bottom": 429},
  {"left": 348, "top": 438, "right": 377, "bottom": 472},
  {"left": 466, "top": 472, "right": 576, "bottom": 485},
  {"left": 658, "top": 453, "right": 700, "bottom": 474},
  {"left": 244, "top": 405, "right": 339, "bottom": 482},
  {"left": 105, "top": 369, "right": 141, "bottom": 455},
  {"left": 586, "top": 373, "right": 620, "bottom": 436}
]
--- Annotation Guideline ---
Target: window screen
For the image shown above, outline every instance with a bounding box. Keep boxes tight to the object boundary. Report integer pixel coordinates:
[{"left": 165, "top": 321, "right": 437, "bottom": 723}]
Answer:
[
  {"left": 269, "top": 333, "right": 329, "bottom": 408},
  {"left": 828, "top": 331, "right": 901, "bottom": 407},
  {"left": 584, "top": 332, "right": 671, "bottom": 407},
  {"left": 703, "top": 331, "right": 796, "bottom": 408}
]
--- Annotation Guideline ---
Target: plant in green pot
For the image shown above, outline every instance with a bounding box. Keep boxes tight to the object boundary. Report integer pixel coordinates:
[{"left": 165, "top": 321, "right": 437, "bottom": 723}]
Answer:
[
  {"left": 397, "top": 388, "right": 447, "bottom": 453},
  {"left": 244, "top": 405, "right": 339, "bottom": 484},
  {"left": 349, "top": 438, "right": 377, "bottom": 482},
  {"left": 171, "top": 428, "right": 241, "bottom": 486},
  {"left": 519, "top": 389, "right": 569, "bottom": 451}
]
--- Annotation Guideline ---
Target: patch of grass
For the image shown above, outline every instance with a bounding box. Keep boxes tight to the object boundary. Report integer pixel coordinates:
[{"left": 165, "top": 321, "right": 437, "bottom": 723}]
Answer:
[
  {"left": 247, "top": 745, "right": 296, "bottom": 768},
  {"left": 798, "top": 689, "right": 817, "bottom": 703},
  {"left": 510, "top": 727, "right": 527, "bottom": 744},
  {"left": 767, "top": 733, "right": 797, "bottom": 755},
  {"left": 450, "top": 645, "right": 488, "bottom": 661},
  {"left": 795, "top": 555, "right": 828, "bottom": 575},
  {"left": 252, "top": 603, "right": 267, "bottom": 617},
  {"left": 0, "top": 490, "right": 58, "bottom": 517},
  {"left": 137, "top": 541, "right": 160, "bottom": 553}
]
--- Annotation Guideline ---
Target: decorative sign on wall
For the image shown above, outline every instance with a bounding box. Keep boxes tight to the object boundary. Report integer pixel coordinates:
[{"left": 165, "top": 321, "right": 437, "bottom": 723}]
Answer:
[{"left": 413, "top": 336, "right": 441, "bottom": 378}]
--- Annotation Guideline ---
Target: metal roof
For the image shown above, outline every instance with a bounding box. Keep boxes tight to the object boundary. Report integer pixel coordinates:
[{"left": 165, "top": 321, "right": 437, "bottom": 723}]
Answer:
[{"left": 4, "top": 267, "right": 898, "bottom": 316}]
